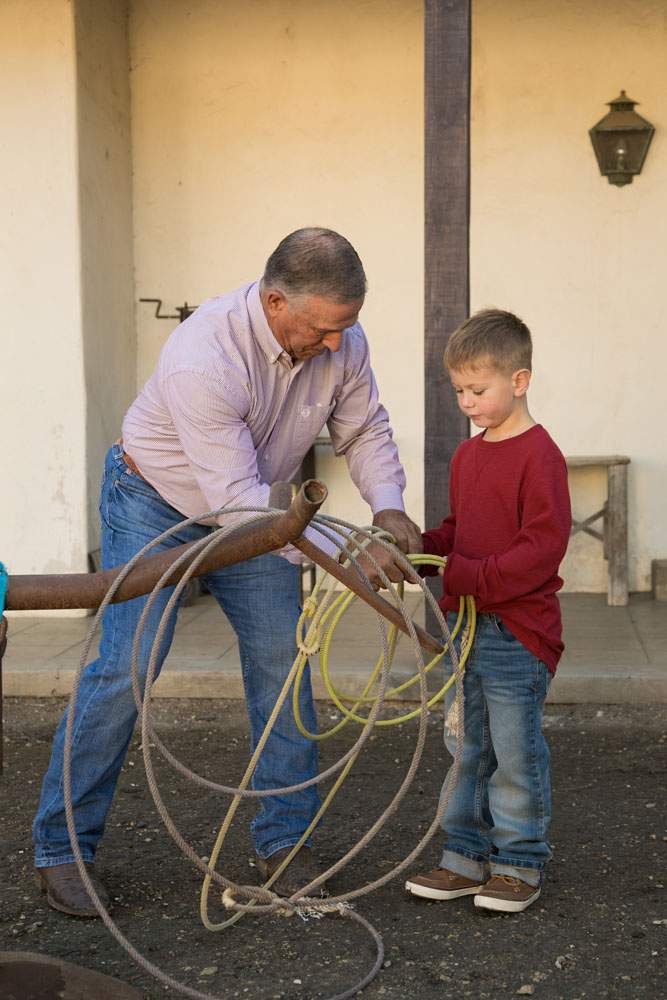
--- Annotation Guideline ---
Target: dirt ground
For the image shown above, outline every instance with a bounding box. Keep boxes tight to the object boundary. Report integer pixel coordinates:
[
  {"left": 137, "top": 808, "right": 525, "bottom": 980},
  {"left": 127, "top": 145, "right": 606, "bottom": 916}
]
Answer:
[{"left": 1, "top": 696, "right": 665, "bottom": 1000}]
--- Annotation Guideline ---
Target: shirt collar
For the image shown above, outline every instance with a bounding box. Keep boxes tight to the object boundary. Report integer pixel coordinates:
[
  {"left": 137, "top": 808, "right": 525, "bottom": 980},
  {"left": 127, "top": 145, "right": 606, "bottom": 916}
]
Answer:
[{"left": 247, "top": 280, "right": 294, "bottom": 367}]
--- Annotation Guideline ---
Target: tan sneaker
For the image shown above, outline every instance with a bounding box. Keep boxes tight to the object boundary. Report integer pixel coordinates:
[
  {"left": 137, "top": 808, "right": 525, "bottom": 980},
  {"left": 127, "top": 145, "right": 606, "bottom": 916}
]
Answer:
[
  {"left": 405, "top": 867, "right": 485, "bottom": 900},
  {"left": 474, "top": 874, "right": 541, "bottom": 912}
]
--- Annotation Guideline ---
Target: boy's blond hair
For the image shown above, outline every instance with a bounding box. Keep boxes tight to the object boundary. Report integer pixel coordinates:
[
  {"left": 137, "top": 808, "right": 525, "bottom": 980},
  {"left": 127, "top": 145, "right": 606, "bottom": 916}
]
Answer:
[{"left": 444, "top": 308, "right": 532, "bottom": 376}]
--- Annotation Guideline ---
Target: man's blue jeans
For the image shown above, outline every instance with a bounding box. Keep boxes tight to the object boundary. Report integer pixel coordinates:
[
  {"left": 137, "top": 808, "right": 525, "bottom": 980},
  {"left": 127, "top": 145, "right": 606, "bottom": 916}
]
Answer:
[
  {"left": 34, "top": 443, "right": 320, "bottom": 867},
  {"left": 439, "top": 612, "right": 552, "bottom": 888}
]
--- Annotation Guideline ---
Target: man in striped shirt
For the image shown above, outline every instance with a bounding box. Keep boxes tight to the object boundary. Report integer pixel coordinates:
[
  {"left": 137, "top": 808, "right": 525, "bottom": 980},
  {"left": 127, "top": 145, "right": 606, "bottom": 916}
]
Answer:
[{"left": 34, "top": 228, "right": 422, "bottom": 916}]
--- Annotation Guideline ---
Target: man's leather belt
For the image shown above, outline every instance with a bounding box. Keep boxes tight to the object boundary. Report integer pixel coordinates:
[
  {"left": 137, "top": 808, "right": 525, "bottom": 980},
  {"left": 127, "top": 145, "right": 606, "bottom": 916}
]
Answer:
[{"left": 115, "top": 437, "right": 147, "bottom": 482}]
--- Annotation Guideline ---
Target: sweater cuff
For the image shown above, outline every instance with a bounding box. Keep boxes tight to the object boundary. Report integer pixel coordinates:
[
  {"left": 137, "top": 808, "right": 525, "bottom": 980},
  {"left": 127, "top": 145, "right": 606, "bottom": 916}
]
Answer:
[
  {"left": 443, "top": 553, "right": 479, "bottom": 596},
  {"left": 421, "top": 534, "right": 442, "bottom": 556}
]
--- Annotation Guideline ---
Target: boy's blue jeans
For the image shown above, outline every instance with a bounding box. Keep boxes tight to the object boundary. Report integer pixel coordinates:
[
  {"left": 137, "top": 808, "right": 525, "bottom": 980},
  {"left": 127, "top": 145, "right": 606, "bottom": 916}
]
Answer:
[
  {"left": 33, "top": 443, "right": 320, "bottom": 867},
  {"left": 439, "top": 612, "right": 552, "bottom": 888}
]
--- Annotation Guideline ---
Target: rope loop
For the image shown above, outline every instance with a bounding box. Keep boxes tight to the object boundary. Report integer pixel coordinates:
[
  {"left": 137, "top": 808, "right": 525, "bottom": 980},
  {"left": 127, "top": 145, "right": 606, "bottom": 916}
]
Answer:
[
  {"left": 296, "top": 608, "right": 321, "bottom": 655},
  {"left": 297, "top": 636, "right": 321, "bottom": 656},
  {"left": 221, "top": 887, "right": 296, "bottom": 917},
  {"left": 58, "top": 502, "right": 473, "bottom": 1000}
]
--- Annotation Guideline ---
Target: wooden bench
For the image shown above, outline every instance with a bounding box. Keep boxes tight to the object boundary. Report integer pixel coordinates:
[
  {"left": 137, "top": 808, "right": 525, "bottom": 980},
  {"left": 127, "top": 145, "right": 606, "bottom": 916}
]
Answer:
[{"left": 566, "top": 455, "right": 630, "bottom": 606}]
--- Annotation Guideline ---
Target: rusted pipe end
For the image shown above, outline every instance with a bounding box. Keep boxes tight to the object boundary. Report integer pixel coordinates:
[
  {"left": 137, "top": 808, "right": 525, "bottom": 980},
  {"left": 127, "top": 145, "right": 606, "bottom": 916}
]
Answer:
[{"left": 302, "top": 479, "right": 327, "bottom": 506}]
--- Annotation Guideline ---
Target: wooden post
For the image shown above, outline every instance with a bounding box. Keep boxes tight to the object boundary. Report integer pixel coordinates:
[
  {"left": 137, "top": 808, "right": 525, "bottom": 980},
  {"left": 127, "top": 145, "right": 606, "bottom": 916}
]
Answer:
[
  {"left": 607, "top": 462, "right": 629, "bottom": 606},
  {"left": 424, "top": 0, "right": 471, "bottom": 631}
]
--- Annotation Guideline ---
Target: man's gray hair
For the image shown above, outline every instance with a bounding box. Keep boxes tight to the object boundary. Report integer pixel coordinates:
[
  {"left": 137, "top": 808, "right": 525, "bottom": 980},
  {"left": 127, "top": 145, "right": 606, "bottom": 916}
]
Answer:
[{"left": 261, "top": 228, "right": 367, "bottom": 304}]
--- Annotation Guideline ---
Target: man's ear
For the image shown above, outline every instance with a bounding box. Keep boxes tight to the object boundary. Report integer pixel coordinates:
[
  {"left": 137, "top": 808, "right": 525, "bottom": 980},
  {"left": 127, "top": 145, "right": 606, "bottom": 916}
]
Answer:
[
  {"left": 512, "top": 368, "right": 531, "bottom": 397},
  {"left": 264, "top": 290, "right": 289, "bottom": 319}
]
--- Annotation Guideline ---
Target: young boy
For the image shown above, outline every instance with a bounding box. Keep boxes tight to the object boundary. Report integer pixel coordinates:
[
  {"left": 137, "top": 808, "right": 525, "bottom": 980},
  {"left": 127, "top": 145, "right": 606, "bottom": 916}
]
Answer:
[{"left": 405, "top": 308, "right": 571, "bottom": 913}]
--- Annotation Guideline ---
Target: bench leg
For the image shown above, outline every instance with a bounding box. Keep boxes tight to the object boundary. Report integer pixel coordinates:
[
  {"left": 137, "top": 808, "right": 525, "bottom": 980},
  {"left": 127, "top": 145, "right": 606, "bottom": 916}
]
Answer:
[{"left": 607, "top": 464, "right": 629, "bottom": 606}]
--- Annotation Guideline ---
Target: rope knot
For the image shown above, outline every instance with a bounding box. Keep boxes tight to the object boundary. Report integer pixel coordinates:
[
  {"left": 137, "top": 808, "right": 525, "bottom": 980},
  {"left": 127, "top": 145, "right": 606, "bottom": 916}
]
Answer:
[
  {"left": 295, "top": 898, "right": 356, "bottom": 921},
  {"left": 221, "top": 886, "right": 296, "bottom": 916},
  {"left": 445, "top": 696, "right": 462, "bottom": 737},
  {"left": 302, "top": 596, "right": 317, "bottom": 617}
]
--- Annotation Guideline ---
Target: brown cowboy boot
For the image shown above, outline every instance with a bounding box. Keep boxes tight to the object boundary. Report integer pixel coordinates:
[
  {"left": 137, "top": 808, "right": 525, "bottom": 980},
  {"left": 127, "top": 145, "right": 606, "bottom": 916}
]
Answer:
[{"left": 36, "top": 862, "right": 110, "bottom": 918}]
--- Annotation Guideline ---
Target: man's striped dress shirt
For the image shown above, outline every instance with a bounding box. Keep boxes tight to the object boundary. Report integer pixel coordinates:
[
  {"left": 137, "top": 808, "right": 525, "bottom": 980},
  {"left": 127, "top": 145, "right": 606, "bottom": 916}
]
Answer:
[{"left": 121, "top": 280, "right": 407, "bottom": 561}]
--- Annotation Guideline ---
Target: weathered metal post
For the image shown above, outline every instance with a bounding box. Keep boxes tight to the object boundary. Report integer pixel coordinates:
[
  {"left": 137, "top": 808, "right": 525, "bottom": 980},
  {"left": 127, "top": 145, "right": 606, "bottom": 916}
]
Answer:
[
  {"left": 0, "top": 478, "right": 443, "bottom": 773},
  {"left": 4, "top": 480, "right": 328, "bottom": 612},
  {"left": 0, "top": 481, "right": 328, "bottom": 773}
]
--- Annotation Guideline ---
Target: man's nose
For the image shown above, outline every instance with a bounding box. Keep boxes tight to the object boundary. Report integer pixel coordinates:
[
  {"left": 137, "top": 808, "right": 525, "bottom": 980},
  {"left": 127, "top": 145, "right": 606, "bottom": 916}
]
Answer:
[{"left": 322, "top": 333, "right": 343, "bottom": 352}]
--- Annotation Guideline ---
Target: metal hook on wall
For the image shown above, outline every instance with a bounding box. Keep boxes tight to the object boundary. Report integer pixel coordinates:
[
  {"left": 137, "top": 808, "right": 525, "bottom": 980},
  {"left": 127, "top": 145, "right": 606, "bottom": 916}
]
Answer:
[{"left": 139, "top": 298, "right": 198, "bottom": 324}]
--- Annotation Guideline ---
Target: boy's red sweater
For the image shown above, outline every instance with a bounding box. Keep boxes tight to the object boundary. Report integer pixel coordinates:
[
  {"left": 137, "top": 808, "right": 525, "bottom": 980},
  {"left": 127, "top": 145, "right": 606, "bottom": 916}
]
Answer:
[{"left": 422, "top": 424, "right": 572, "bottom": 674}]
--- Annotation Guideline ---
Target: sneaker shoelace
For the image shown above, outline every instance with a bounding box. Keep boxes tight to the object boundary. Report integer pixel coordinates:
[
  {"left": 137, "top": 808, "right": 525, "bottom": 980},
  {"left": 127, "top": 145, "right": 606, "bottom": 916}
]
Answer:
[{"left": 494, "top": 875, "right": 523, "bottom": 889}]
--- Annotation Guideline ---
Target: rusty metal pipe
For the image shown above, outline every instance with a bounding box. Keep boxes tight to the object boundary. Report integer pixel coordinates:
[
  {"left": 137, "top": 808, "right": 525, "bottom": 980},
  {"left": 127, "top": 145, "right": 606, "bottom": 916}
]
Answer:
[
  {"left": 4, "top": 481, "right": 327, "bottom": 612},
  {"left": 266, "top": 482, "right": 443, "bottom": 657},
  {"left": 294, "top": 537, "right": 444, "bottom": 657}
]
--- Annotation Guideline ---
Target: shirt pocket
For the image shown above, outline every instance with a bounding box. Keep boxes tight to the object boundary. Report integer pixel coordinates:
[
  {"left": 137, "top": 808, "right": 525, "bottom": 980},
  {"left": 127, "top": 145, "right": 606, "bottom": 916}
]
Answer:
[{"left": 291, "top": 401, "right": 332, "bottom": 459}]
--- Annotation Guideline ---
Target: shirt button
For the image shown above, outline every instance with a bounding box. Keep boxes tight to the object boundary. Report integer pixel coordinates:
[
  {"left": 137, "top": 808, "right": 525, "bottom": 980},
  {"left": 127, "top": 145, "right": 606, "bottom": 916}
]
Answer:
[{"left": 301, "top": 407, "right": 311, "bottom": 418}]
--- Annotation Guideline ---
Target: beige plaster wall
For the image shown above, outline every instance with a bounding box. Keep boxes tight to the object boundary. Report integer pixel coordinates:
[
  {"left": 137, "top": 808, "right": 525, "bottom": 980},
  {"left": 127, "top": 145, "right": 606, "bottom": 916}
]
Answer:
[
  {"left": 471, "top": 0, "right": 667, "bottom": 591},
  {"left": 1, "top": 0, "right": 134, "bottom": 612},
  {"left": 0, "top": 0, "right": 87, "bottom": 578},
  {"left": 75, "top": 0, "right": 135, "bottom": 554},
  {"left": 3, "top": 0, "right": 664, "bottom": 599},
  {"left": 129, "top": 0, "right": 424, "bottom": 530},
  {"left": 130, "top": 0, "right": 666, "bottom": 593}
]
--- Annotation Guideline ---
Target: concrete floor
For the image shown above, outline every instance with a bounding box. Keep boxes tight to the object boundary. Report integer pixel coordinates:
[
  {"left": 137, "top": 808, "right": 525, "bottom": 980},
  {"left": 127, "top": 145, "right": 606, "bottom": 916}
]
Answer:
[{"left": 2, "top": 588, "right": 665, "bottom": 703}]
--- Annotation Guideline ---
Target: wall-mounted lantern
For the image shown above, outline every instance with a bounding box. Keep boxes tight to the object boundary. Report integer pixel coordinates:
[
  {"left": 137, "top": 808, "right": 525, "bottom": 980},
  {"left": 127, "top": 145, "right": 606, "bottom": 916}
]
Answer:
[{"left": 589, "top": 91, "right": 654, "bottom": 187}]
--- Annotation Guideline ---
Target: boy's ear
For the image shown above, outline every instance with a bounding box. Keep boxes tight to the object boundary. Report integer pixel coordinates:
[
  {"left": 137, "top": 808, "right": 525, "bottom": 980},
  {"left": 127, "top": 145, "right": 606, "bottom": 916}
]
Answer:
[{"left": 512, "top": 368, "right": 531, "bottom": 397}]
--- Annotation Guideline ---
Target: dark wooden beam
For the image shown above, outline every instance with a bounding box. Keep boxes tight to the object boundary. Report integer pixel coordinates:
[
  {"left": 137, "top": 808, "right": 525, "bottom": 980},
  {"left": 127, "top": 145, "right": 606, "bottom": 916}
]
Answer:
[{"left": 424, "top": 0, "right": 471, "bottom": 629}]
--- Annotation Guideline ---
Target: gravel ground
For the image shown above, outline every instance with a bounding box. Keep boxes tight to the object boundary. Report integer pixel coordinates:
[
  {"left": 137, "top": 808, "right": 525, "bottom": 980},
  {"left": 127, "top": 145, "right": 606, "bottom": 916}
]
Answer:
[{"left": 1, "top": 697, "right": 665, "bottom": 1000}]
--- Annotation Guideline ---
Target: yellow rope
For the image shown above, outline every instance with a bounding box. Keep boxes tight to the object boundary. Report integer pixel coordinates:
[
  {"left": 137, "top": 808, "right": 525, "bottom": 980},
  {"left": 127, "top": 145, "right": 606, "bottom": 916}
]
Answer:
[
  {"left": 293, "top": 554, "right": 475, "bottom": 737},
  {"left": 200, "top": 568, "right": 346, "bottom": 929},
  {"left": 199, "top": 543, "right": 477, "bottom": 931}
]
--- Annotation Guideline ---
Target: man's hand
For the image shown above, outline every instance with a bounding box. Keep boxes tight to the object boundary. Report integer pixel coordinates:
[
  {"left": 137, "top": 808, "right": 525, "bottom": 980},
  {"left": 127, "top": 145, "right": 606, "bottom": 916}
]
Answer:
[
  {"left": 372, "top": 509, "right": 424, "bottom": 556},
  {"left": 339, "top": 509, "right": 423, "bottom": 591}
]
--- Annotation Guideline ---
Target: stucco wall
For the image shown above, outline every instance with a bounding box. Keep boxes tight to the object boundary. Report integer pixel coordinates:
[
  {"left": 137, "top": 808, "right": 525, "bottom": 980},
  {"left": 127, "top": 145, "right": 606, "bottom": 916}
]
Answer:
[
  {"left": 3, "top": 0, "right": 665, "bottom": 597},
  {"left": 0, "top": 0, "right": 86, "bottom": 578},
  {"left": 130, "top": 0, "right": 667, "bottom": 593},
  {"left": 75, "top": 0, "right": 136, "bottom": 554},
  {"left": 471, "top": 0, "right": 667, "bottom": 591},
  {"left": 129, "top": 0, "right": 425, "bottom": 530},
  {"left": 1, "top": 0, "right": 134, "bottom": 606}
]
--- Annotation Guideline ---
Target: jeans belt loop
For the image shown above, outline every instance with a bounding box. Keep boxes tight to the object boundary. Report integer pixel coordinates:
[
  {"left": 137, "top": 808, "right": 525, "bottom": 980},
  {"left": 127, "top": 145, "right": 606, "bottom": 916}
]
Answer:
[{"left": 115, "top": 437, "right": 147, "bottom": 483}]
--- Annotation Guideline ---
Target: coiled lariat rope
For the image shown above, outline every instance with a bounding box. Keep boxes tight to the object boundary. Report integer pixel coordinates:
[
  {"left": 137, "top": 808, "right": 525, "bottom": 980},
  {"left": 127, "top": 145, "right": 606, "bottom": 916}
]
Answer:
[{"left": 61, "top": 506, "right": 476, "bottom": 1000}]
